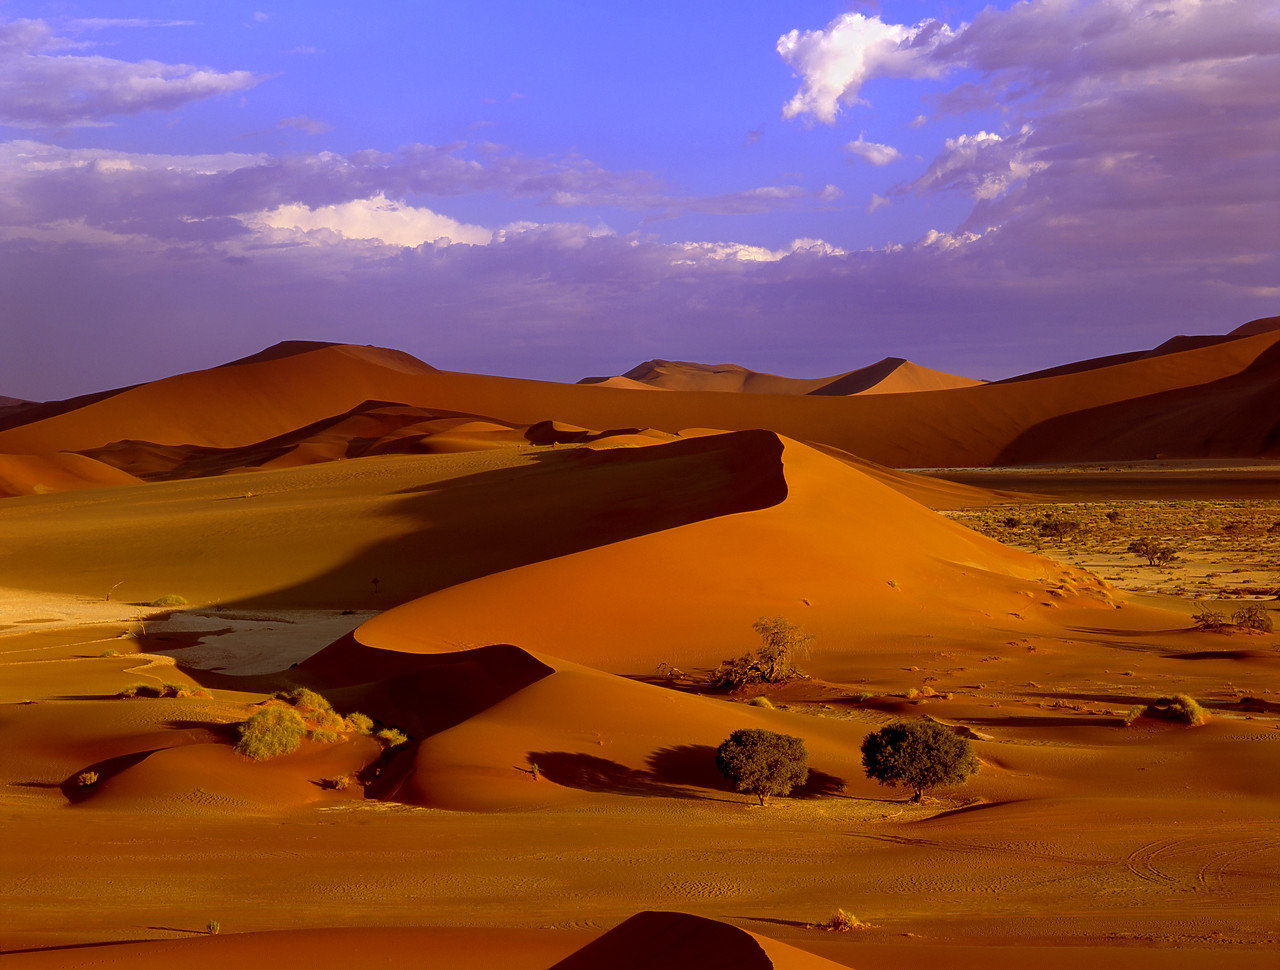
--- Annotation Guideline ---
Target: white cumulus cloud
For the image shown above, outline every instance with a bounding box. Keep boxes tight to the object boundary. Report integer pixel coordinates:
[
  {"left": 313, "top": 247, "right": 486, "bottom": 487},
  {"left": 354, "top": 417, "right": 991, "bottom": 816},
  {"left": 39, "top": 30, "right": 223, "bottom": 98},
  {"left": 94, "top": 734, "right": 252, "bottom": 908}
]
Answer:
[
  {"left": 247, "top": 194, "right": 493, "bottom": 248},
  {"left": 845, "top": 135, "right": 904, "bottom": 166}
]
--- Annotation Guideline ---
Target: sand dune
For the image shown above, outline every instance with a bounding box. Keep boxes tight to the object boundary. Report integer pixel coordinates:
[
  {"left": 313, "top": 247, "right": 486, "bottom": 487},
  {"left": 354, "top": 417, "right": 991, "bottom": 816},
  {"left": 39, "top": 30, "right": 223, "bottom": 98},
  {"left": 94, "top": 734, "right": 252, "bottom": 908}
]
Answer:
[
  {"left": 0, "top": 452, "right": 141, "bottom": 497},
  {"left": 0, "top": 319, "right": 1275, "bottom": 469},
  {"left": 548, "top": 911, "right": 850, "bottom": 969},
  {"left": 582, "top": 356, "right": 983, "bottom": 396},
  {"left": 341, "top": 434, "right": 1115, "bottom": 677}
]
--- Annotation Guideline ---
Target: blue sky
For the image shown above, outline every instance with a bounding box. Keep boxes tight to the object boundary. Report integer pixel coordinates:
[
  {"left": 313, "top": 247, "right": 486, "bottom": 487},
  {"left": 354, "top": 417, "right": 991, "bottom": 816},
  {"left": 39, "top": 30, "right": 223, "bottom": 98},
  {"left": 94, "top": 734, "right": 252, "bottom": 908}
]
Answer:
[{"left": 1, "top": 0, "right": 1276, "bottom": 399}]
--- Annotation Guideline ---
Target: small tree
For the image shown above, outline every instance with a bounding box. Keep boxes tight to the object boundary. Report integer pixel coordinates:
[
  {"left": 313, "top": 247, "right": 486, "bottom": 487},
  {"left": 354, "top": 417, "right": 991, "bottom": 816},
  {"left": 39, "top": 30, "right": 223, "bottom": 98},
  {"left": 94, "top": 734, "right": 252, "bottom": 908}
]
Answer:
[
  {"left": 1128, "top": 538, "right": 1179, "bottom": 567},
  {"left": 861, "top": 719, "right": 979, "bottom": 802},
  {"left": 713, "top": 617, "right": 812, "bottom": 690},
  {"left": 715, "top": 728, "right": 809, "bottom": 806}
]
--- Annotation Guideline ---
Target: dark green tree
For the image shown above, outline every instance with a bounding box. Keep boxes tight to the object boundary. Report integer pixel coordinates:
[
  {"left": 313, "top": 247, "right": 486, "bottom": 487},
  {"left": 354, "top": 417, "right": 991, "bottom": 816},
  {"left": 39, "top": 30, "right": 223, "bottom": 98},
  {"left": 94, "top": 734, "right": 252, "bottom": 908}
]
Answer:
[
  {"left": 715, "top": 728, "right": 809, "bottom": 806},
  {"left": 861, "top": 719, "right": 979, "bottom": 802}
]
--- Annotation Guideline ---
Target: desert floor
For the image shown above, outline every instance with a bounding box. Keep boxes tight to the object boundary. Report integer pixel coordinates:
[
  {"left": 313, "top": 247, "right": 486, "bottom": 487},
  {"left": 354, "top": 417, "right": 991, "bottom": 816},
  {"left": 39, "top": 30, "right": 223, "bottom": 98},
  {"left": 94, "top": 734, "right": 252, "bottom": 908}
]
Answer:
[{"left": 1, "top": 466, "right": 1277, "bottom": 969}]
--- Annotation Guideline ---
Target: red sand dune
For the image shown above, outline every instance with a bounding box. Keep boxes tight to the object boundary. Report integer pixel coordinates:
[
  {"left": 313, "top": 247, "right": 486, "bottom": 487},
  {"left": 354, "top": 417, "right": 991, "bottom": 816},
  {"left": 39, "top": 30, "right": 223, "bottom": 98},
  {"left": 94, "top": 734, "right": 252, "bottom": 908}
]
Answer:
[
  {"left": 581, "top": 356, "right": 983, "bottom": 396},
  {"left": 338, "top": 433, "right": 1115, "bottom": 676},
  {"left": 0, "top": 452, "right": 140, "bottom": 497},
  {"left": 1, "top": 319, "right": 1275, "bottom": 470},
  {"left": 548, "top": 911, "right": 849, "bottom": 969}
]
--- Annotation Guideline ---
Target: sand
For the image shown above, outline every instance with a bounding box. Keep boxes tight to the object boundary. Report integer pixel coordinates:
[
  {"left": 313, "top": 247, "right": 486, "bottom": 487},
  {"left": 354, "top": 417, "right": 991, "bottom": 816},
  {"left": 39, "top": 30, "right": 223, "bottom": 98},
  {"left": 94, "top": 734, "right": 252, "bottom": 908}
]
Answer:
[{"left": 1, "top": 320, "right": 1277, "bottom": 968}]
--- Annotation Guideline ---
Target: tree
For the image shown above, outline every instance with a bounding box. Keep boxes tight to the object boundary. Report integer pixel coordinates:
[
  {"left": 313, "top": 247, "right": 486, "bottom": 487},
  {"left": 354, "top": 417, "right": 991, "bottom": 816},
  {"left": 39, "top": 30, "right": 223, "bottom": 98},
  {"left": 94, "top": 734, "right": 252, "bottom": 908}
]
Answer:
[
  {"left": 860, "top": 719, "right": 979, "bottom": 802},
  {"left": 1127, "top": 538, "right": 1179, "bottom": 566},
  {"left": 713, "top": 617, "right": 812, "bottom": 690},
  {"left": 715, "top": 728, "right": 809, "bottom": 806}
]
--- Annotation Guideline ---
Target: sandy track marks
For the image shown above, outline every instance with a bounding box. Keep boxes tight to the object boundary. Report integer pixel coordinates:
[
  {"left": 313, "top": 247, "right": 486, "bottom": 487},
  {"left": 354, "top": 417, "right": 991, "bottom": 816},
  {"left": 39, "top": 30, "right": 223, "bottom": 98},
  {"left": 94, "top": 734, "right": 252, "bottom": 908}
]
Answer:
[
  {"left": 1196, "top": 837, "right": 1280, "bottom": 893},
  {"left": 1123, "top": 837, "right": 1186, "bottom": 888}
]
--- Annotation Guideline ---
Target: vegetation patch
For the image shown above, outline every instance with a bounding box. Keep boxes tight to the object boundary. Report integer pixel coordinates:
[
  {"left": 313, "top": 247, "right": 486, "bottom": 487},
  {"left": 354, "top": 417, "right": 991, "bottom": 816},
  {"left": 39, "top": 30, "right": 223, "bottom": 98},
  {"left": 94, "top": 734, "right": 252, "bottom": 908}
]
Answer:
[
  {"left": 1141, "top": 694, "right": 1208, "bottom": 726},
  {"left": 713, "top": 617, "right": 812, "bottom": 690},
  {"left": 861, "top": 719, "right": 979, "bottom": 801},
  {"left": 235, "top": 707, "right": 308, "bottom": 760},
  {"left": 715, "top": 728, "right": 809, "bottom": 806}
]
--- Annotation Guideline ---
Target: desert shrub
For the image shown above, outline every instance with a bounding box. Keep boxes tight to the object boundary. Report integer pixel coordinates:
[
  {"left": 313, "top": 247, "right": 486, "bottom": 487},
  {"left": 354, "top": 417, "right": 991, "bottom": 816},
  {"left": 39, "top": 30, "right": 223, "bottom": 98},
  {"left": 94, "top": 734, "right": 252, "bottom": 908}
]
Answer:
[
  {"left": 1123, "top": 705, "right": 1145, "bottom": 727},
  {"left": 377, "top": 727, "right": 408, "bottom": 748},
  {"left": 275, "top": 687, "right": 334, "bottom": 714},
  {"left": 1232, "top": 604, "right": 1274, "bottom": 633},
  {"left": 99, "top": 648, "right": 119, "bottom": 658},
  {"left": 1127, "top": 538, "right": 1180, "bottom": 566},
  {"left": 1192, "top": 607, "right": 1228, "bottom": 630},
  {"left": 77, "top": 770, "right": 100, "bottom": 787},
  {"left": 322, "top": 774, "right": 353, "bottom": 791},
  {"left": 655, "top": 661, "right": 686, "bottom": 681},
  {"left": 861, "top": 719, "right": 979, "bottom": 801},
  {"left": 713, "top": 617, "right": 812, "bottom": 690},
  {"left": 344, "top": 712, "right": 374, "bottom": 734},
  {"left": 714, "top": 728, "right": 809, "bottom": 806},
  {"left": 206, "top": 920, "right": 220, "bottom": 935},
  {"left": 149, "top": 594, "right": 187, "bottom": 607},
  {"left": 823, "top": 908, "right": 865, "bottom": 932},
  {"left": 117, "top": 683, "right": 149, "bottom": 698},
  {"left": 744, "top": 696, "right": 774, "bottom": 709},
  {"left": 236, "top": 707, "right": 307, "bottom": 760},
  {"left": 1145, "top": 694, "right": 1207, "bottom": 726},
  {"left": 310, "top": 728, "right": 341, "bottom": 744}
]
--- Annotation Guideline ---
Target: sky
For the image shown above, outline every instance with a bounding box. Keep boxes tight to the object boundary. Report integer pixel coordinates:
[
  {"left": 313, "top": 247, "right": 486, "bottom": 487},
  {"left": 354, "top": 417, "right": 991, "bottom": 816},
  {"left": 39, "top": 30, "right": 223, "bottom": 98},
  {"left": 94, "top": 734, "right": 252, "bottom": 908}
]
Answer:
[{"left": 1, "top": 0, "right": 1277, "bottom": 400}]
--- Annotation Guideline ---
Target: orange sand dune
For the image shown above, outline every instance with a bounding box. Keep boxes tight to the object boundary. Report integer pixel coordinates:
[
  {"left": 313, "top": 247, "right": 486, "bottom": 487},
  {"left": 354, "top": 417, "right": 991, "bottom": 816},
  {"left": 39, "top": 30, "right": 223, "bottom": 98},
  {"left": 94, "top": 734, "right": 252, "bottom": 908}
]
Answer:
[
  {"left": 549, "top": 911, "right": 849, "bottom": 969},
  {"left": 0, "top": 431, "right": 790, "bottom": 609},
  {"left": 1, "top": 319, "right": 1275, "bottom": 467},
  {"left": 0, "top": 452, "right": 140, "bottom": 497},
  {"left": 341, "top": 434, "right": 1120, "bottom": 677},
  {"left": 582, "top": 356, "right": 982, "bottom": 396},
  {"left": 301, "top": 641, "right": 881, "bottom": 812}
]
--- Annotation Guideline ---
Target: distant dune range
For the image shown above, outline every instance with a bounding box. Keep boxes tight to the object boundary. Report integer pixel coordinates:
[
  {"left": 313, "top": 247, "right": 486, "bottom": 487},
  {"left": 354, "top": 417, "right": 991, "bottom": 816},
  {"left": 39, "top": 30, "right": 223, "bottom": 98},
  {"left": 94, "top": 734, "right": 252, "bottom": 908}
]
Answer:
[{"left": 0, "top": 318, "right": 1277, "bottom": 492}]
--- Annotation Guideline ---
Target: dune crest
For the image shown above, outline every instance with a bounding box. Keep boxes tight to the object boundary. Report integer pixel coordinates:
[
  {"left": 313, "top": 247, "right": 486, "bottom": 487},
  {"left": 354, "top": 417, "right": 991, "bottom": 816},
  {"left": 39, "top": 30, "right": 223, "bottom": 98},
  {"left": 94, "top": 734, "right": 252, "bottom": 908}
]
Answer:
[{"left": 548, "top": 911, "right": 847, "bottom": 969}]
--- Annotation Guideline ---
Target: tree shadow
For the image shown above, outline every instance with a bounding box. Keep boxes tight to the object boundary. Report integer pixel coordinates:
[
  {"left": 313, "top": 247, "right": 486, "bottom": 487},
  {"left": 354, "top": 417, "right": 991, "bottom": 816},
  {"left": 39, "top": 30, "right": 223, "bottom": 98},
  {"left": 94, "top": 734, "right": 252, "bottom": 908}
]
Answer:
[
  {"left": 645, "top": 745, "right": 728, "bottom": 791},
  {"left": 527, "top": 752, "right": 704, "bottom": 800},
  {"left": 792, "top": 768, "right": 847, "bottom": 799}
]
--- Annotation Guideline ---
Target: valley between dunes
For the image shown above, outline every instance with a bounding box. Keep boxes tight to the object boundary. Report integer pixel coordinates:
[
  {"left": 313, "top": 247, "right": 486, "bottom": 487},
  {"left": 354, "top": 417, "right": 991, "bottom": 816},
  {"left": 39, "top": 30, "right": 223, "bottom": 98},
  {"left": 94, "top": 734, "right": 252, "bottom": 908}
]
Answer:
[{"left": 1, "top": 321, "right": 1278, "bottom": 969}]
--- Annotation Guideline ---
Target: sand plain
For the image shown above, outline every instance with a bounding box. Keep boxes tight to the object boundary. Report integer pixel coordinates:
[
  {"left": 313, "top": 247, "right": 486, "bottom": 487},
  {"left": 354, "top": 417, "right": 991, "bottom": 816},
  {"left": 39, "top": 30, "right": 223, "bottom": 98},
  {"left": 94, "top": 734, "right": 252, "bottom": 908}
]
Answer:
[{"left": 1, "top": 325, "right": 1278, "bottom": 968}]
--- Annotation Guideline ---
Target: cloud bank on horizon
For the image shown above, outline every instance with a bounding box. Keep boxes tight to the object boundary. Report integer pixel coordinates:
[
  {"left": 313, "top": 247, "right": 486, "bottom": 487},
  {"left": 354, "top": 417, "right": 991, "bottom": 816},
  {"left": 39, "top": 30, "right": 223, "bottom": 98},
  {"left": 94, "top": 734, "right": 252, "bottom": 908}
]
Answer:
[{"left": 0, "top": 0, "right": 1276, "bottom": 400}]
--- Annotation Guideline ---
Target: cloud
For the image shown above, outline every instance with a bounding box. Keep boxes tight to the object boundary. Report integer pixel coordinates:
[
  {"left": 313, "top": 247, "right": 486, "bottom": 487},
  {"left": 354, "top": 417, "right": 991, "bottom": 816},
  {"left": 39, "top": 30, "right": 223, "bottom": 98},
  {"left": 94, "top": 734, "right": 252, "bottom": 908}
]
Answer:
[
  {"left": 777, "top": 13, "right": 956, "bottom": 123},
  {"left": 248, "top": 194, "right": 493, "bottom": 247},
  {"left": 277, "top": 116, "right": 333, "bottom": 135},
  {"left": 0, "top": 18, "right": 263, "bottom": 127},
  {"left": 845, "top": 135, "right": 903, "bottom": 166}
]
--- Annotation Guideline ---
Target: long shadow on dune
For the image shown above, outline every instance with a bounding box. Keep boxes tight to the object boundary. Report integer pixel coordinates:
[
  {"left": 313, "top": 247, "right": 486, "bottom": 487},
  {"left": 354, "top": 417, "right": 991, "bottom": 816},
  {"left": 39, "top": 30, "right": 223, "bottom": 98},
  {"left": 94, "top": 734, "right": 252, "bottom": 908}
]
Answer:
[
  {"left": 527, "top": 752, "right": 708, "bottom": 800},
  {"left": 115, "top": 428, "right": 789, "bottom": 616},
  {"left": 961, "top": 715, "right": 1125, "bottom": 729}
]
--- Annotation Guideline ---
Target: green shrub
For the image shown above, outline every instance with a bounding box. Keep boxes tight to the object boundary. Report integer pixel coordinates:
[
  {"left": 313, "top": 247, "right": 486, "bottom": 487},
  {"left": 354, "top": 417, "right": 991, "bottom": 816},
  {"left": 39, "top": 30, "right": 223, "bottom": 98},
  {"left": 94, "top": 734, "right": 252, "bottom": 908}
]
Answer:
[
  {"left": 377, "top": 727, "right": 408, "bottom": 748},
  {"left": 744, "top": 696, "right": 774, "bottom": 709},
  {"left": 1145, "top": 694, "right": 1207, "bottom": 726},
  {"left": 322, "top": 774, "right": 353, "bottom": 791},
  {"left": 77, "top": 770, "right": 100, "bottom": 787},
  {"left": 274, "top": 688, "right": 334, "bottom": 714},
  {"left": 823, "top": 908, "right": 864, "bottom": 932},
  {"left": 206, "top": 920, "right": 220, "bottom": 936},
  {"left": 149, "top": 594, "right": 187, "bottom": 607},
  {"left": 99, "top": 648, "right": 120, "bottom": 658},
  {"left": 714, "top": 728, "right": 809, "bottom": 806},
  {"left": 344, "top": 712, "right": 374, "bottom": 734},
  {"left": 310, "top": 728, "right": 341, "bottom": 744},
  {"left": 861, "top": 719, "right": 979, "bottom": 801},
  {"left": 236, "top": 707, "right": 307, "bottom": 760}
]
